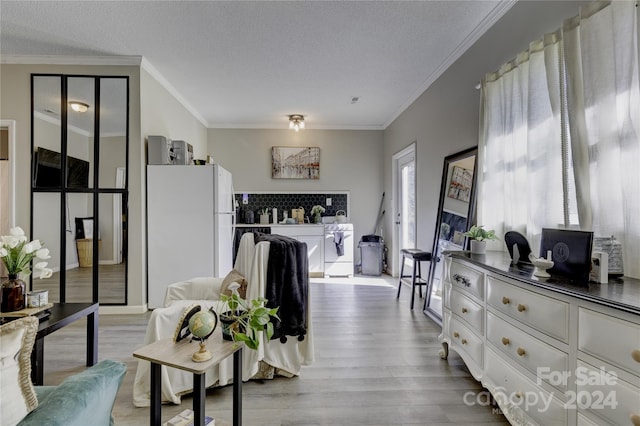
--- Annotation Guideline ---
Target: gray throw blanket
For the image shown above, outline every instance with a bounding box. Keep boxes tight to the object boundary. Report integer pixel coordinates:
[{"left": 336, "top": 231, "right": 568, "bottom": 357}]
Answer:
[
  {"left": 254, "top": 233, "right": 308, "bottom": 342},
  {"left": 334, "top": 231, "right": 344, "bottom": 256}
]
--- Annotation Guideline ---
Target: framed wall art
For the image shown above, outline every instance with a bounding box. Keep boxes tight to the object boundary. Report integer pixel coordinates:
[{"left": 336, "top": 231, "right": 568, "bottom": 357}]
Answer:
[
  {"left": 447, "top": 166, "right": 472, "bottom": 202},
  {"left": 271, "top": 146, "right": 320, "bottom": 179}
]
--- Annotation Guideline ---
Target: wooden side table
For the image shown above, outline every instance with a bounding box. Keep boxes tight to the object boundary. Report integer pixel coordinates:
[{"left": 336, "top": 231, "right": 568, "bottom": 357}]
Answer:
[{"left": 133, "top": 329, "right": 243, "bottom": 426}]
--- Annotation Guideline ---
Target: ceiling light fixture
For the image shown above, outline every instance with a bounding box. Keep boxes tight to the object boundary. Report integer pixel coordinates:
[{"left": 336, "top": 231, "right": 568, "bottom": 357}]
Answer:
[
  {"left": 288, "top": 114, "right": 305, "bottom": 131},
  {"left": 69, "top": 101, "right": 89, "bottom": 113}
]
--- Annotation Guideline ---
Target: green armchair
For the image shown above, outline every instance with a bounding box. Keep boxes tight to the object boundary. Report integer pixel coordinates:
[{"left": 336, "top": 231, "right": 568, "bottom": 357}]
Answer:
[
  {"left": 18, "top": 359, "right": 127, "bottom": 426},
  {"left": 0, "top": 316, "right": 126, "bottom": 426}
]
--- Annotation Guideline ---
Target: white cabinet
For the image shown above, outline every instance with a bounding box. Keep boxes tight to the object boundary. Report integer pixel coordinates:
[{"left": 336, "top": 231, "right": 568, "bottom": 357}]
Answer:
[
  {"left": 441, "top": 254, "right": 640, "bottom": 426},
  {"left": 324, "top": 224, "right": 354, "bottom": 277},
  {"left": 271, "top": 225, "right": 324, "bottom": 277}
]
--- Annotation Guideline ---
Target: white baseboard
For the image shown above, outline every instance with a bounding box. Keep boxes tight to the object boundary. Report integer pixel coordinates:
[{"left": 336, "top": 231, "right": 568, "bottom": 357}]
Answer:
[
  {"left": 99, "top": 304, "right": 148, "bottom": 315},
  {"left": 50, "top": 263, "right": 81, "bottom": 273}
]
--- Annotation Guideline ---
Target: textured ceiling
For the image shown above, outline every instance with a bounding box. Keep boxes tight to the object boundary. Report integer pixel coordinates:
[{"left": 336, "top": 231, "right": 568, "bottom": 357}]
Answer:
[{"left": 1, "top": 1, "right": 514, "bottom": 130}]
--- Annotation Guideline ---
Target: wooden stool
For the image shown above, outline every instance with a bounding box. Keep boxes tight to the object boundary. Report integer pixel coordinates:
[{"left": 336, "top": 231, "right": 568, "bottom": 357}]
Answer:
[{"left": 397, "top": 249, "right": 432, "bottom": 309}]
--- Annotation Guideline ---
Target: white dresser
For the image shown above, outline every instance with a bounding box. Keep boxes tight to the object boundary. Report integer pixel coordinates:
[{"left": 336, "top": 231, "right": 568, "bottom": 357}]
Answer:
[{"left": 441, "top": 253, "right": 640, "bottom": 426}]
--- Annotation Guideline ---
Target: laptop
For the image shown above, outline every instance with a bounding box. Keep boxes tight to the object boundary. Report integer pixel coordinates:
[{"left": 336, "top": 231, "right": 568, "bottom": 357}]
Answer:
[{"left": 540, "top": 228, "right": 594, "bottom": 284}]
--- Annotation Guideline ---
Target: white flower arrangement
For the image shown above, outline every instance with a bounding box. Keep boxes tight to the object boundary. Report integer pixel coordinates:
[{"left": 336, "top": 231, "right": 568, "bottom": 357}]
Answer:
[
  {"left": 0, "top": 227, "right": 53, "bottom": 279},
  {"left": 310, "top": 205, "right": 325, "bottom": 216}
]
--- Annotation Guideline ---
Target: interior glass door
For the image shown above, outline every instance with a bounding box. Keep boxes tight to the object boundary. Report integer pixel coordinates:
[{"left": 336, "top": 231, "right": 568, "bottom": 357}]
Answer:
[{"left": 394, "top": 144, "right": 416, "bottom": 274}]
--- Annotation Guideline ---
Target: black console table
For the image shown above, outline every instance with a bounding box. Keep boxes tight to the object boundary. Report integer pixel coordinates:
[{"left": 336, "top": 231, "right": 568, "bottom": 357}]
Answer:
[{"left": 32, "top": 302, "right": 99, "bottom": 385}]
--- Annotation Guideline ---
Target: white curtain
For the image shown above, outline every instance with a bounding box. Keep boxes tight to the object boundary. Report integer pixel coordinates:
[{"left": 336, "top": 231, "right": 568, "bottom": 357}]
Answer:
[
  {"left": 564, "top": 1, "right": 640, "bottom": 279},
  {"left": 478, "top": 1, "right": 640, "bottom": 279},
  {"left": 478, "top": 33, "right": 565, "bottom": 255}
]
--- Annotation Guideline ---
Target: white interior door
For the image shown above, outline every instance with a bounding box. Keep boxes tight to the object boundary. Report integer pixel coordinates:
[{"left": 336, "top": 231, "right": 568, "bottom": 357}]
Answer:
[
  {"left": 0, "top": 121, "right": 15, "bottom": 277},
  {"left": 114, "top": 167, "right": 125, "bottom": 264},
  {"left": 393, "top": 143, "right": 416, "bottom": 276}
]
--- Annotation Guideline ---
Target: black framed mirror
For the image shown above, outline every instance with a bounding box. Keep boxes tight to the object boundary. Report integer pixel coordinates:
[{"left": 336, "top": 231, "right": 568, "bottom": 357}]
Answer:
[
  {"left": 30, "top": 74, "right": 129, "bottom": 305},
  {"left": 423, "top": 146, "right": 478, "bottom": 323}
]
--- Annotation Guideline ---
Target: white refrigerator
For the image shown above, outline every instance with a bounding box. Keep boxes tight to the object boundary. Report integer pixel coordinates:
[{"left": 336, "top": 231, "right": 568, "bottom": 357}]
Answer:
[{"left": 147, "top": 164, "right": 235, "bottom": 308}]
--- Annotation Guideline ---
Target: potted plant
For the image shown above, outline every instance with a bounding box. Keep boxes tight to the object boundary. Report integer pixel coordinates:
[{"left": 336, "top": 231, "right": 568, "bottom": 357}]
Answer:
[
  {"left": 463, "top": 225, "right": 497, "bottom": 255},
  {"left": 219, "top": 289, "right": 279, "bottom": 350},
  {"left": 0, "top": 227, "right": 53, "bottom": 312},
  {"left": 310, "top": 205, "right": 325, "bottom": 224}
]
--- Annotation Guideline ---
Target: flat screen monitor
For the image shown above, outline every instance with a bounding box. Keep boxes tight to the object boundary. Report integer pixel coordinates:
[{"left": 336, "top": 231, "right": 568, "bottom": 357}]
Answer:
[{"left": 540, "top": 228, "right": 593, "bottom": 284}]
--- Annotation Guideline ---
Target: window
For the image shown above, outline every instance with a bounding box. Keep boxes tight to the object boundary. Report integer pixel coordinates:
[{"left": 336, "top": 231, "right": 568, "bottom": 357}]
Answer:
[{"left": 479, "top": 1, "right": 639, "bottom": 279}]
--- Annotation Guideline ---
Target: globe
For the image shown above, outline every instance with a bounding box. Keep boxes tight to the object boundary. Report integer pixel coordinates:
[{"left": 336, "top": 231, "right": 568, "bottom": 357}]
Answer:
[{"left": 188, "top": 309, "right": 218, "bottom": 341}]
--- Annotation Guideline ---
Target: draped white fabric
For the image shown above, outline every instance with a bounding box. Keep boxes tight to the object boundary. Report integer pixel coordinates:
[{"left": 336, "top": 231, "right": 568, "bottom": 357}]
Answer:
[
  {"left": 478, "top": 34, "right": 565, "bottom": 255},
  {"left": 478, "top": 1, "right": 640, "bottom": 278},
  {"left": 564, "top": 1, "right": 640, "bottom": 279}
]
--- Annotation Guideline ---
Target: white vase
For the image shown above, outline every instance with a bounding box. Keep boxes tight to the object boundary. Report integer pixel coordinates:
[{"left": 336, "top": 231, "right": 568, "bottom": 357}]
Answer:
[{"left": 470, "top": 240, "right": 486, "bottom": 255}]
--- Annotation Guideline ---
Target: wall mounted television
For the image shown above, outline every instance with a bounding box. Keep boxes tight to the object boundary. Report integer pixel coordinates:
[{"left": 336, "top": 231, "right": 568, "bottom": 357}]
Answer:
[{"left": 33, "top": 147, "right": 90, "bottom": 189}]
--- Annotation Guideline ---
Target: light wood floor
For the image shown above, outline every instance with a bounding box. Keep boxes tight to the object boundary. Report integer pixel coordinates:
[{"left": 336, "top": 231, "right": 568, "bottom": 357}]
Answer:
[
  {"left": 32, "top": 263, "right": 126, "bottom": 304},
  {"left": 40, "top": 277, "right": 509, "bottom": 425}
]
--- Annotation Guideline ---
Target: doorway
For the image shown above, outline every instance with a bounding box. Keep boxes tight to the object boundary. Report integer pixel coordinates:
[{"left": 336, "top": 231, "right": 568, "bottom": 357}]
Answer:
[
  {"left": 0, "top": 120, "right": 15, "bottom": 277},
  {"left": 393, "top": 143, "right": 416, "bottom": 276}
]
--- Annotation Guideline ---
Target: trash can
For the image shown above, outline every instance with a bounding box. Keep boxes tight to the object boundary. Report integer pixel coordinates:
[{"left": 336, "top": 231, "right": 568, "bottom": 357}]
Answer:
[{"left": 359, "top": 235, "right": 384, "bottom": 276}]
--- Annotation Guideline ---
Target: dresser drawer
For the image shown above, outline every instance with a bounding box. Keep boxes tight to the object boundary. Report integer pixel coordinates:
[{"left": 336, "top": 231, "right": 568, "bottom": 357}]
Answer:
[
  {"left": 578, "top": 308, "right": 640, "bottom": 376},
  {"left": 577, "top": 412, "right": 603, "bottom": 426},
  {"left": 450, "top": 289, "right": 484, "bottom": 334},
  {"left": 576, "top": 361, "right": 640, "bottom": 426},
  {"left": 447, "top": 316, "right": 483, "bottom": 369},
  {"left": 487, "top": 276, "right": 569, "bottom": 342},
  {"left": 449, "top": 261, "right": 484, "bottom": 301},
  {"left": 485, "top": 346, "right": 567, "bottom": 426},
  {"left": 487, "top": 311, "right": 569, "bottom": 391}
]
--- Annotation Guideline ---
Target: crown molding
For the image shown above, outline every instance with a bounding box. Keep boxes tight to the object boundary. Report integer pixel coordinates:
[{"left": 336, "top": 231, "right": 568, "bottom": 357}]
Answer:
[
  {"left": 383, "top": 0, "right": 517, "bottom": 129},
  {"left": 208, "top": 122, "right": 384, "bottom": 131},
  {"left": 140, "top": 57, "right": 208, "bottom": 127},
  {"left": 0, "top": 54, "right": 143, "bottom": 66},
  {"left": 2, "top": 54, "right": 209, "bottom": 128},
  {"left": 34, "top": 111, "right": 93, "bottom": 138}
]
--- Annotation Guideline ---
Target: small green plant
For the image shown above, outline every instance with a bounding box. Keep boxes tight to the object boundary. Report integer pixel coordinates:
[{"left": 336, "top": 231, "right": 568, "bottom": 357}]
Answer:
[
  {"left": 219, "top": 290, "right": 279, "bottom": 350},
  {"left": 463, "top": 225, "right": 497, "bottom": 241}
]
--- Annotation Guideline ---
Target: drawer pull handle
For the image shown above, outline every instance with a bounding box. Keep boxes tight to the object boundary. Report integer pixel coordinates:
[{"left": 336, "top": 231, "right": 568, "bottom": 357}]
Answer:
[
  {"left": 453, "top": 273, "right": 471, "bottom": 287},
  {"left": 630, "top": 414, "right": 640, "bottom": 426},
  {"left": 631, "top": 349, "right": 640, "bottom": 363},
  {"left": 516, "top": 347, "right": 526, "bottom": 357},
  {"left": 502, "top": 296, "right": 510, "bottom": 305},
  {"left": 501, "top": 337, "right": 510, "bottom": 346},
  {"left": 461, "top": 339, "right": 468, "bottom": 345},
  {"left": 453, "top": 332, "right": 460, "bottom": 338},
  {"left": 461, "top": 307, "right": 468, "bottom": 314},
  {"left": 517, "top": 304, "right": 527, "bottom": 312}
]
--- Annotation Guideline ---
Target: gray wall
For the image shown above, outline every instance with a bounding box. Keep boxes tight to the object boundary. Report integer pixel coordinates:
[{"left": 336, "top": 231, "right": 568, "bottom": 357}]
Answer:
[
  {"left": 140, "top": 68, "right": 208, "bottom": 158},
  {"left": 0, "top": 64, "right": 145, "bottom": 308},
  {"left": 382, "top": 0, "right": 592, "bottom": 275},
  {"left": 208, "top": 128, "right": 384, "bottom": 255},
  {"left": 139, "top": 67, "right": 208, "bottom": 307}
]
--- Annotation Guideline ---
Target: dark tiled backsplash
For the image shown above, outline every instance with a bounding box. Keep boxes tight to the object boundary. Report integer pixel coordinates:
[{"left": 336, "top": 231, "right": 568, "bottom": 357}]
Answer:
[{"left": 234, "top": 193, "right": 347, "bottom": 223}]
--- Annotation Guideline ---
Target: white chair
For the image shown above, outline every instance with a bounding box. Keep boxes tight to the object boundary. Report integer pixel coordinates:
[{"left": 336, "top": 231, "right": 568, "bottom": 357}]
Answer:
[{"left": 133, "top": 233, "right": 314, "bottom": 406}]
